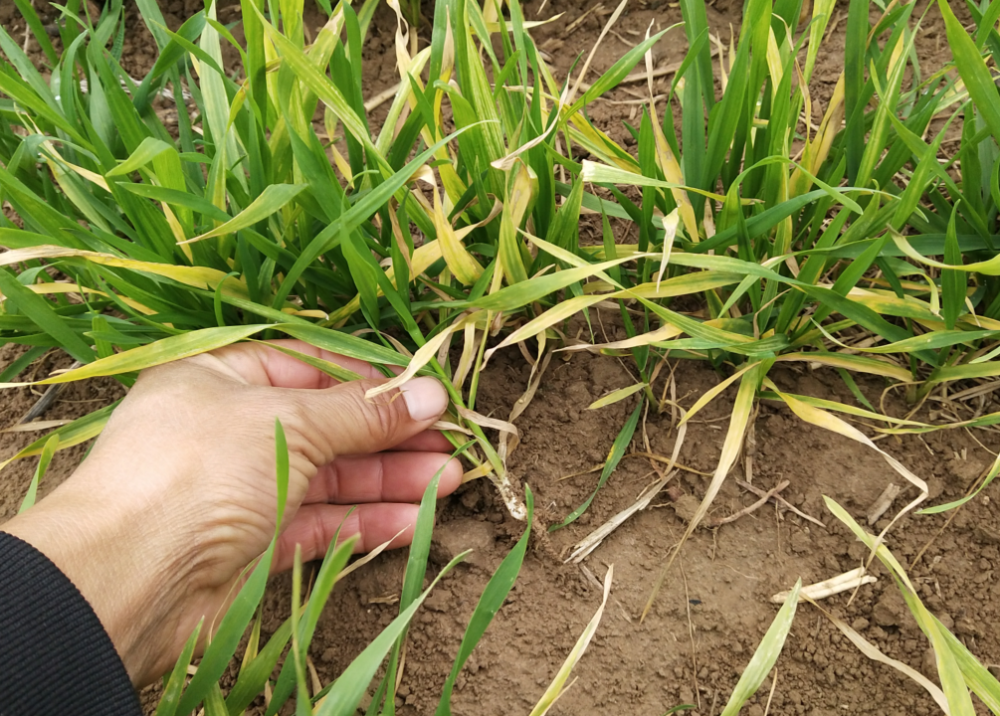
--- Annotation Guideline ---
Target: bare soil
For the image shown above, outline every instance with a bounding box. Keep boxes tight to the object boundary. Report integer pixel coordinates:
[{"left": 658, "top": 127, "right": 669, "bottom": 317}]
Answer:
[{"left": 2, "top": 1, "right": 997, "bottom": 715}]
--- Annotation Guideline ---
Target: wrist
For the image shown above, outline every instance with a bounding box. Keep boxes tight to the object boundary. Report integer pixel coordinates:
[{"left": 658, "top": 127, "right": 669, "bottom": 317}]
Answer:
[{"left": 1, "top": 477, "right": 189, "bottom": 685}]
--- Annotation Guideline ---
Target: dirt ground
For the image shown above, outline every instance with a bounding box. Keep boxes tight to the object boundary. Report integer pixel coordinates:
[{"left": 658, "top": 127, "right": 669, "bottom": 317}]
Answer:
[{"left": 2, "top": 0, "right": 998, "bottom": 715}]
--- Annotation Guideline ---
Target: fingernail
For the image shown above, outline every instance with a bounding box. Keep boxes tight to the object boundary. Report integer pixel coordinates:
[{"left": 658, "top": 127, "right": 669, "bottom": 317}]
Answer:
[{"left": 400, "top": 376, "right": 448, "bottom": 422}]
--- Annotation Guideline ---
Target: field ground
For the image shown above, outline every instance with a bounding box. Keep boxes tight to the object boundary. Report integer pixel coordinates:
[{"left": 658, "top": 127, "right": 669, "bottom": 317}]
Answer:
[{"left": 1, "top": 1, "right": 999, "bottom": 714}]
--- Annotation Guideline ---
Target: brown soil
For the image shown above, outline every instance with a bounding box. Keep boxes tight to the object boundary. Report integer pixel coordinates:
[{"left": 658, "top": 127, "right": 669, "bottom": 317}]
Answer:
[
  {"left": 301, "top": 346, "right": 1000, "bottom": 716},
  {"left": 2, "top": 1, "right": 996, "bottom": 715},
  {"left": 3, "top": 341, "right": 998, "bottom": 715},
  {"left": 0, "top": 344, "right": 126, "bottom": 522}
]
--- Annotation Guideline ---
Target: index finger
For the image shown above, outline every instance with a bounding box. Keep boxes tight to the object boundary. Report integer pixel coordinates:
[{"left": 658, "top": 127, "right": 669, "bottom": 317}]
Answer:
[{"left": 209, "top": 340, "right": 401, "bottom": 389}]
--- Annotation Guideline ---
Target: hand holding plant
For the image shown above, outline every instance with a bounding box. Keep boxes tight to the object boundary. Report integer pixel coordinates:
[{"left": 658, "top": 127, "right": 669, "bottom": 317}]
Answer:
[{"left": 1, "top": 341, "right": 460, "bottom": 687}]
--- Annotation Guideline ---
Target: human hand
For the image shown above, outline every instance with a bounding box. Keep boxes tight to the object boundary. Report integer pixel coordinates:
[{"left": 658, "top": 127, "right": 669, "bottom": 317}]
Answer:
[{"left": 1, "top": 341, "right": 461, "bottom": 686}]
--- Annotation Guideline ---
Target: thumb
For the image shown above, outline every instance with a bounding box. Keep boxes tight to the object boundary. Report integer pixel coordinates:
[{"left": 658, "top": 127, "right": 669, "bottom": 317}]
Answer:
[{"left": 290, "top": 375, "right": 450, "bottom": 457}]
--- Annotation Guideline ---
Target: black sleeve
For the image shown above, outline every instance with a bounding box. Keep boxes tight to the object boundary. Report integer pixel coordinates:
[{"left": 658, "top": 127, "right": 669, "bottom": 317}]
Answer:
[{"left": 0, "top": 532, "right": 142, "bottom": 716}]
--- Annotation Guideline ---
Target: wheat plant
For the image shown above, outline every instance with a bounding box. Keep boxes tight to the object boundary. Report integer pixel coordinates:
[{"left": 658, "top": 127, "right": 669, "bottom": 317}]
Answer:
[{"left": 3, "top": 0, "right": 1000, "bottom": 712}]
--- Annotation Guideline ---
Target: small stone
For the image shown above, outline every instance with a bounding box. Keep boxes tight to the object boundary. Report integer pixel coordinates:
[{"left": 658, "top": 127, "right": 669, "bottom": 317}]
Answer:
[
  {"left": 566, "top": 381, "right": 592, "bottom": 405},
  {"left": 872, "top": 591, "right": 906, "bottom": 628},
  {"left": 432, "top": 518, "right": 497, "bottom": 568},
  {"left": 955, "top": 618, "right": 981, "bottom": 638},
  {"left": 922, "top": 648, "right": 938, "bottom": 682},
  {"left": 357, "top": 689, "right": 374, "bottom": 712},
  {"left": 670, "top": 494, "right": 701, "bottom": 523},
  {"left": 946, "top": 456, "right": 985, "bottom": 487},
  {"left": 460, "top": 489, "right": 481, "bottom": 510},
  {"left": 424, "top": 588, "right": 452, "bottom": 613},
  {"left": 790, "top": 530, "right": 811, "bottom": 554},
  {"left": 847, "top": 541, "right": 867, "bottom": 561},
  {"left": 850, "top": 617, "right": 869, "bottom": 631},
  {"left": 976, "top": 524, "right": 1000, "bottom": 545}
]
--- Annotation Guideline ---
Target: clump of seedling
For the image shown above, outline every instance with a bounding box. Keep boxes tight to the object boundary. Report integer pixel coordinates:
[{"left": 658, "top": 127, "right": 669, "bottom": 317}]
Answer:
[{"left": 3, "top": 0, "right": 1000, "bottom": 712}]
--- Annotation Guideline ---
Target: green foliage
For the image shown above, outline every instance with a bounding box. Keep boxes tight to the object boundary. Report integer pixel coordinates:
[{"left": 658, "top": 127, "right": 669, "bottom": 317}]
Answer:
[
  {"left": 17, "top": 433, "right": 57, "bottom": 513},
  {"left": 3, "top": 0, "right": 1000, "bottom": 710},
  {"left": 2, "top": 0, "right": 998, "bottom": 510}
]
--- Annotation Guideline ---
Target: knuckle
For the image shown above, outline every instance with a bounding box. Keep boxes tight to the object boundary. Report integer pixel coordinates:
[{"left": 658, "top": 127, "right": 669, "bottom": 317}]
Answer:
[
  {"left": 275, "top": 392, "right": 332, "bottom": 468},
  {"left": 353, "top": 381, "right": 406, "bottom": 440},
  {"left": 309, "top": 511, "right": 327, "bottom": 562},
  {"left": 370, "top": 392, "right": 406, "bottom": 439}
]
